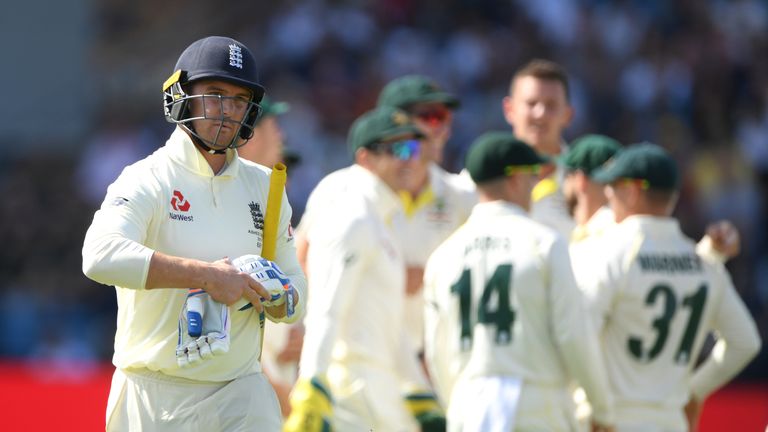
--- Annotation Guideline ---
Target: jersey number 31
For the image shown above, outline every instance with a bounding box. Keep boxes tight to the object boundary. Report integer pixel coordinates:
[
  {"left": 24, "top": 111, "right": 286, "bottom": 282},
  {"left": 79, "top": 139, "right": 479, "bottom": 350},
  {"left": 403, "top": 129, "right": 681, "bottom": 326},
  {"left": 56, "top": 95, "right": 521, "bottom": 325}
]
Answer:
[{"left": 629, "top": 283, "right": 707, "bottom": 365}]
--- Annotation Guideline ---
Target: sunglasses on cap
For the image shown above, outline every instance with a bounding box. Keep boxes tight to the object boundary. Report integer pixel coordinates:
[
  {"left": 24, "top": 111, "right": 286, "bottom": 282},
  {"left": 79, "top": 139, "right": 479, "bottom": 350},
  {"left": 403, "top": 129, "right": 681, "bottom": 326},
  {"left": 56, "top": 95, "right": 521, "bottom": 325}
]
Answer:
[
  {"left": 369, "top": 139, "right": 421, "bottom": 161},
  {"left": 616, "top": 178, "right": 650, "bottom": 190},
  {"left": 412, "top": 107, "right": 450, "bottom": 126},
  {"left": 504, "top": 165, "right": 542, "bottom": 176}
]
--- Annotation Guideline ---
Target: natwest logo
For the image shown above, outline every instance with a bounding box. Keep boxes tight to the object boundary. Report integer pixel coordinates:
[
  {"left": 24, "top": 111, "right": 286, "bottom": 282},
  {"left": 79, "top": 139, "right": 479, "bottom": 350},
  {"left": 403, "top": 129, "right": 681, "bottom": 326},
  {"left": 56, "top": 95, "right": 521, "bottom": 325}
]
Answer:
[{"left": 171, "top": 190, "right": 191, "bottom": 212}]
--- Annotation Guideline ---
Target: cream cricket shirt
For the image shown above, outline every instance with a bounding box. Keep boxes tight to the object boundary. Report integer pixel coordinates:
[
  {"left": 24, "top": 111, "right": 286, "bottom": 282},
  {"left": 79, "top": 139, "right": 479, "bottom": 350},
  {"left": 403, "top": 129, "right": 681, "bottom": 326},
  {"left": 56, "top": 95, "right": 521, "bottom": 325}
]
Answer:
[
  {"left": 423, "top": 201, "right": 614, "bottom": 424},
  {"left": 583, "top": 216, "right": 761, "bottom": 429},
  {"left": 457, "top": 163, "right": 576, "bottom": 238},
  {"left": 399, "top": 164, "right": 476, "bottom": 267},
  {"left": 300, "top": 164, "right": 425, "bottom": 388},
  {"left": 398, "top": 163, "right": 476, "bottom": 351},
  {"left": 530, "top": 163, "right": 576, "bottom": 239},
  {"left": 82, "top": 127, "right": 307, "bottom": 382}
]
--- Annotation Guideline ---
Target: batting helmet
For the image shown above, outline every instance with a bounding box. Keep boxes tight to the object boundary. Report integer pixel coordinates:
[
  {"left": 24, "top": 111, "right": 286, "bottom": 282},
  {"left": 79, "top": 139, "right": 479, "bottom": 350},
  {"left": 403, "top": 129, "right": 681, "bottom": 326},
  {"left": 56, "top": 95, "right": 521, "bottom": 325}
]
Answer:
[{"left": 163, "top": 36, "right": 265, "bottom": 151}]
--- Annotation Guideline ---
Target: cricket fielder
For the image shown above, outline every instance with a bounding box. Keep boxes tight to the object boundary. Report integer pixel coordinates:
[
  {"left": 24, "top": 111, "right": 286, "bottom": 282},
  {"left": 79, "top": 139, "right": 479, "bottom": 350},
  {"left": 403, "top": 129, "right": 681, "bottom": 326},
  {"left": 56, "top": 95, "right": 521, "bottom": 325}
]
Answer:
[
  {"left": 377, "top": 75, "right": 477, "bottom": 354},
  {"left": 82, "top": 36, "right": 306, "bottom": 431},
  {"left": 502, "top": 59, "right": 576, "bottom": 238},
  {"left": 584, "top": 143, "right": 761, "bottom": 432},
  {"left": 424, "top": 132, "right": 615, "bottom": 432},
  {"left": 285, "top": 107, "right": 444, "bottom": 432}
]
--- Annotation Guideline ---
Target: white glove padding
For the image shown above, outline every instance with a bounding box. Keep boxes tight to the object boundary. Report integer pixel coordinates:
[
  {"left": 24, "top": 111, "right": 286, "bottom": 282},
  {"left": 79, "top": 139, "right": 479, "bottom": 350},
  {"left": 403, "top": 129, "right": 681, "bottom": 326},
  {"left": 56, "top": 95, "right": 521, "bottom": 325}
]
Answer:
[
  {"left": 176, "top": 289, "right": 231, "bottom": 367},
  {"left": 232, "top": 255, "right": 298, "bottom": 322}
]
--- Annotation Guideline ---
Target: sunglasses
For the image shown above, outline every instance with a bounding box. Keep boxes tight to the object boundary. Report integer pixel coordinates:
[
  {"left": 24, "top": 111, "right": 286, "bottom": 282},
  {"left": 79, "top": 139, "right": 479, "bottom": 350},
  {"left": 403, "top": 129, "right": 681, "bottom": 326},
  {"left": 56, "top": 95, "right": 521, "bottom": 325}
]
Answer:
[
  {"left": 413, "top": 108, "right": 450, "bottom": 125},
  {"left": 504, "top": 164, "right": 542, "bottom": 175},
  {"left": 617, "top": 178, "right": 650, "bottom": 190},
  {"left": 370, "top": 139, "right": 421, "bottom": 161}
]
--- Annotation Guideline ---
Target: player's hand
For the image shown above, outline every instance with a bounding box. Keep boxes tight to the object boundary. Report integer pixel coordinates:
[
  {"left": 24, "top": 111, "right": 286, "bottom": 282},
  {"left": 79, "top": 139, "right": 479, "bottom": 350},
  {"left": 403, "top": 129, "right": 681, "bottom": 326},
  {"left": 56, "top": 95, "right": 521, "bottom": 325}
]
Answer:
[
  {"left": 277, "top": 324, "right": 304, "bottom": 364},
  {"left": 406, "top": 266, "right": 425, "bottom": 296},
  {"left": 404, "top": 390, "right": 446, "bottom": 432},
  {"left": 704, "top": 220, "right": 740, "bottom": 259},
  {"left": 176, "top": 289, "right": 231, "bottom": 367},
  {"left": 283, "top": 376, "right": 333, "bottom": 432},
  {"left": 684, "top": 396, "right": 703, "bottom": 432},
  {"left": 203, "top": 257, "right": 269, "bottom": 312},
  {"left": 232, "top": 255, "right": 299, "bottom": 322}
]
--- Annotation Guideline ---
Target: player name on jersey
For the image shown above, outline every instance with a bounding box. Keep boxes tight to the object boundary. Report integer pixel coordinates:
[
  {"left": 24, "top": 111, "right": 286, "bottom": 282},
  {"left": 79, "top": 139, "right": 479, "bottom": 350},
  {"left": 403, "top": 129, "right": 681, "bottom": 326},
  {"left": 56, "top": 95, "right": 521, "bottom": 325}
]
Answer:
[
  {"left": 638, "top": 253, "right": 702, "bottom": 273},
  {"left": 463, "top": 236, "right": 512, "bottom": 256}
]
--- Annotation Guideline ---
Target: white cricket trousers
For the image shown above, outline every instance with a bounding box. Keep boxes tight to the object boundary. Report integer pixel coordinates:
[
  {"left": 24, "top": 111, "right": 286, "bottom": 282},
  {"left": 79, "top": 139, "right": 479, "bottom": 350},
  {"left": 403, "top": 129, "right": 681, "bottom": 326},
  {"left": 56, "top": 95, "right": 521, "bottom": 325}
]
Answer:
[{"left": 105, "top": 368, "right": 282, "bottom": 432}]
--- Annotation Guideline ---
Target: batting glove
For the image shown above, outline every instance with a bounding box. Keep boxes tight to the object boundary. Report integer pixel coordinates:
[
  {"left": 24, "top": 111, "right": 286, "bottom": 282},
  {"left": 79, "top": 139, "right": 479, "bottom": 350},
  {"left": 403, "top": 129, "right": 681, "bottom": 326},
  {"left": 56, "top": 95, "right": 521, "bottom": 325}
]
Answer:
[
  {"left": 283, "top": 376, "right": 333, "bottom": 432},
  {"left": 232, "top": 255, "right": 299, "bottom": 323},
  {"left": 175, "top": 288, "right": 231, "bottom": 367},
  {"left": 404, "top": 390, "right": 446, "bottom": 432}
]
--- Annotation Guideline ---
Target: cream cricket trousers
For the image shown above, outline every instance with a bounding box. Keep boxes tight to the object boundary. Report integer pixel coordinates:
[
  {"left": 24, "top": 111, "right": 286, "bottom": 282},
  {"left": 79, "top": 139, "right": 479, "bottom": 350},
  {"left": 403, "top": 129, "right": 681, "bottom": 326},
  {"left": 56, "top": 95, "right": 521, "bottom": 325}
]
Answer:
[
  {"left": 328, "top": 361, "right": 419, "bottom": 432},
  {"left": 449, "top": 378, "right": 579, "bottom": 432},
  {"left": 106, "top": 368, "right": 282, "bottom": 432}
]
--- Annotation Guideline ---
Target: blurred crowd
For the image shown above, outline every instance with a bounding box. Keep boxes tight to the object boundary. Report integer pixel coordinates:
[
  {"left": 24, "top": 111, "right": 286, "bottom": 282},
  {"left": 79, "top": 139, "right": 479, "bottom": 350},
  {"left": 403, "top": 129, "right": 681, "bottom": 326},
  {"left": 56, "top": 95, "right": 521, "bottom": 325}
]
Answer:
[{"left": 1, "top": 0, "right": 766, "bottom": 380}]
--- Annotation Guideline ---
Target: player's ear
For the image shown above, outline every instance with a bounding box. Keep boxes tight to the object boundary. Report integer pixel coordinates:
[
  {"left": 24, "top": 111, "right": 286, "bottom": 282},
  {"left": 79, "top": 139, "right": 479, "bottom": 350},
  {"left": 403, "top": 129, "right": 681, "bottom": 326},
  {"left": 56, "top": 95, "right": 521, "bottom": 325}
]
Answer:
[
  {"left": 502, "top": 96, "right": 515, "bottom": 127},
  {"left": 562, "top": 103, "right": 575, "bottom": 127},
  {"left": 354, "top": 147, "right": 372, "bottom": 167}
]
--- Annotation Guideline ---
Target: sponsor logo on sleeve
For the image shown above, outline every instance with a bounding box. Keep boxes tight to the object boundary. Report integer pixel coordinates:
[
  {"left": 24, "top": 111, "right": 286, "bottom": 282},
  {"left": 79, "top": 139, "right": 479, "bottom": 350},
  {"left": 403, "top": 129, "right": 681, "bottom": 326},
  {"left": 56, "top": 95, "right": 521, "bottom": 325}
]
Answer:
[{"left": 110, "top": 197, "right": 129, "bottom": 207}]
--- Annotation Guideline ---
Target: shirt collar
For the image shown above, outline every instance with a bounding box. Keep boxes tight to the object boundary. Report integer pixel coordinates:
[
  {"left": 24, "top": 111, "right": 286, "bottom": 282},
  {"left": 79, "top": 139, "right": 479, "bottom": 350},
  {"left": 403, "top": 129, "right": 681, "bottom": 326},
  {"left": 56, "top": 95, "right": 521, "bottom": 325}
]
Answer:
[
  {"left": 619, "top": 214, "right": 682, "bottom": 235},
  {"left": 165, "top": 127, "right": 240, "bottom": 178},
  {"left": 468, "top": 200, "right": 527, "bottom": 221},
  {"left": 349, "top": 164, "right": 403, "bottom": 223}
]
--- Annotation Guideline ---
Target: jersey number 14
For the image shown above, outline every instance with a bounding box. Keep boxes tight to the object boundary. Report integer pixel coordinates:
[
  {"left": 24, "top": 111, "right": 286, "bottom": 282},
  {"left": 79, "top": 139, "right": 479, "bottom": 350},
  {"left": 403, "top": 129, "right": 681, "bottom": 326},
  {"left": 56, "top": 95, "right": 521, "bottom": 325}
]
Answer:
[{"left": 451, "top": 264, "right": 515, "bottom": 351}]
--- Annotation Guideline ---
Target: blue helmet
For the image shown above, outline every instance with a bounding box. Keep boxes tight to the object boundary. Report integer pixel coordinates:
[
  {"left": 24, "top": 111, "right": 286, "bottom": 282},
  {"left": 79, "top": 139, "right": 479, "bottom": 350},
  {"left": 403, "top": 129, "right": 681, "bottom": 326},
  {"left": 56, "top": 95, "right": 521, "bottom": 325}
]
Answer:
[{"left": 163, "top": 36, "right": 265, "bottom": 150}]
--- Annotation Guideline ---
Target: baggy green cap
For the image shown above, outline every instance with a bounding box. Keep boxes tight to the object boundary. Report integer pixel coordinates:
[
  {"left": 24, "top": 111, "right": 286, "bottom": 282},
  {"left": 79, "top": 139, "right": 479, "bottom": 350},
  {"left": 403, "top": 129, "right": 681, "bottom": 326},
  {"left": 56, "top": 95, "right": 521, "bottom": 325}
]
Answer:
[
  {"left": 562, "top": 134, "right": 622, "bottom": 176},
  {"left": 465, "top": 131, "right": 549, "bottom": 184},
  {"left": 377, "top": 75, "right": 460, "bottom": 110},
  {"left": 592, "top": 142, "right": 679, "bottom": 190},
  {"left": 256, "top": 96, "right": 289, "bottom": 124},
  {"left": 348, "top": 106, "right": 424, "bottom": 153}
]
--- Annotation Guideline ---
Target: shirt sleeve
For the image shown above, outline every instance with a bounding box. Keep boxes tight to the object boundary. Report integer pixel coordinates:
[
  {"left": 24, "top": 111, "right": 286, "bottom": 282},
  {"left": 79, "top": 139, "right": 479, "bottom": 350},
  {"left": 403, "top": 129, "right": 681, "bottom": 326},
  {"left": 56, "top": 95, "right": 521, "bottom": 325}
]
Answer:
[
  {"left": 81, "top": 165, "right": 157, "bottom": 289},
  {"left": 579, "top": 237, "right": 623, "bottom": 332},
  {"left": 546, "top": 235, "right": 615, "bottom": 425},
  {"left": 395, "top": 325, "right": 431, "bottom": 392},
  {"left": 695, "top": 235, "right": 727, "bottom": 264},
  {"left": 298, "top": 217, "right": 370, "bottom": 378},
  {"left": 690, "top": 263, "right": 762, "bottom": 400},
  {"left": 272, "top": 190, "right": 307, "bottom": 324},
  {"left": 423, "top": 244, "right": 463, "bottom": 405}
]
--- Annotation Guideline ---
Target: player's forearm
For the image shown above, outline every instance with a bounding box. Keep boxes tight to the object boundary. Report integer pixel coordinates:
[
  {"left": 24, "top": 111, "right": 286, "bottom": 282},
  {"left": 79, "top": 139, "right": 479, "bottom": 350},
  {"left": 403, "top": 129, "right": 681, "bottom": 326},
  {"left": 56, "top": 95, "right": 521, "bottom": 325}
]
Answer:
[
  {"left": 144, "top": 251, "right": 216, "bottom": 290},
  {"left": 696, "top": 236, "right": 727, "bottom": 263}
]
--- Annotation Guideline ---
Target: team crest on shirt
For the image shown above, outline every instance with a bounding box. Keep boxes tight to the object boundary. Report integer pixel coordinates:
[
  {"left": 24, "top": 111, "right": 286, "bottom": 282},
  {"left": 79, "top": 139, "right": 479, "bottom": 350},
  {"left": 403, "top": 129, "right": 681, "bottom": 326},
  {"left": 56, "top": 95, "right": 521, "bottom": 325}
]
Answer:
[
  {"left": 427, "top": 197, "right": 451, "bottom": 223},
  {"left": 247, "top": 201, "right": 264, "bottom": 247}
]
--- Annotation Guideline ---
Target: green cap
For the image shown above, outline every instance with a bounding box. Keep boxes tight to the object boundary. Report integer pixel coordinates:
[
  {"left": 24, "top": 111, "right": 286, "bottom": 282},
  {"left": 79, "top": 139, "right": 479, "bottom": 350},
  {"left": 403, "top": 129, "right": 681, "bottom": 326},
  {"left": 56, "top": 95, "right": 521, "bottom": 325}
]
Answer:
[
  {"left": 465, "top": 131, "right": 549, "bottom": 184},
  {"left": 256, "top": 96, "right": 289, "bottom": 123},
  {"left": 283, "top": 148, "right": 301, "bottom": 167},
  {"left": 592, "top": 143, "right": 679, "bottom": 190},
  {"left": 562, "top": 134, "right": 622, "bottom": 176},
  {"left": 348, "top": 106, "right": 424, "bottom": 153},
  {"left": 377, "top": 75, "right": 460, "bottom": 110}
]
